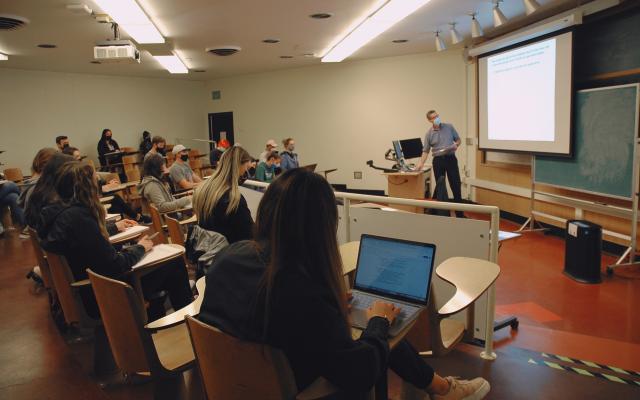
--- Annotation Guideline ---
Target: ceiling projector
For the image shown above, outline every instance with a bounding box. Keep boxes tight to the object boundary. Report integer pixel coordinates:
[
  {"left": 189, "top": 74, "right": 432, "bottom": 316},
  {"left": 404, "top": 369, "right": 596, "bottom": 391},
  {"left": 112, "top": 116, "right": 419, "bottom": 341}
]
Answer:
[{"left": 93, "top": 39, "right": 140, "bottom": 63}]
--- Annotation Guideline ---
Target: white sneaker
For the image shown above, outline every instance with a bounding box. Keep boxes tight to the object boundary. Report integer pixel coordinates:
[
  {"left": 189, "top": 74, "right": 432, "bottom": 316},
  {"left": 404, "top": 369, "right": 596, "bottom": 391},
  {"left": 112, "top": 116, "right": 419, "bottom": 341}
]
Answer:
[{"left": 432, "top": 377, "right": 490, "bottom": 400}]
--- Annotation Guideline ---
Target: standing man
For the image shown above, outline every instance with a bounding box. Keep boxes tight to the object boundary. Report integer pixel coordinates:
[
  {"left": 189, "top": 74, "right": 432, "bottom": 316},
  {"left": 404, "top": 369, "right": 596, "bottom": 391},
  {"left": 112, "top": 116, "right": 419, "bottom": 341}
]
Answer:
[
  {"left": 169, "top": 144, "right": 202, "bottom": 191},
  {"left": 280, "top": 138, "right": 299, "bottom": 171},
  {"left": 416, "top": 110, "right": 464, "bottom": 218},
  {"left": 258, "top": 139, "right": 278, "bottom": 163},
  {"left": 55, "top": 135, "right": 69, "bottom": 152}
]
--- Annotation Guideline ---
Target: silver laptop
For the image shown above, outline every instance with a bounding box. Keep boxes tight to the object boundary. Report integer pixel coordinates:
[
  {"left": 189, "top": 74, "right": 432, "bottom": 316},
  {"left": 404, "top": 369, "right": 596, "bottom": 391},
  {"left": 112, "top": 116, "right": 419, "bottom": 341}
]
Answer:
[{"left": 350, "top": 234, "right": 436, "bottom": 336}]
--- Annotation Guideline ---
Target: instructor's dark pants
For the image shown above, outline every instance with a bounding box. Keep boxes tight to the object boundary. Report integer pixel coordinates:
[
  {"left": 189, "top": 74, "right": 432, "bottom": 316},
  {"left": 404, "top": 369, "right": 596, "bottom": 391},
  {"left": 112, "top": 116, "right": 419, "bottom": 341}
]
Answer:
[{"left": 433, "top": 154, "right": 464, "bottom": 217}]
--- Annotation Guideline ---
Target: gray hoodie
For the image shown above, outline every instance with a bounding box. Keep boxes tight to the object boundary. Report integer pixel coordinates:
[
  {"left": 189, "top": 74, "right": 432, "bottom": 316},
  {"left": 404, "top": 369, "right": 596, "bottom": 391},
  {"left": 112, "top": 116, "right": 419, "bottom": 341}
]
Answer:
[{"left": 138, "top": 175, "right": 191, "bottom": 213}]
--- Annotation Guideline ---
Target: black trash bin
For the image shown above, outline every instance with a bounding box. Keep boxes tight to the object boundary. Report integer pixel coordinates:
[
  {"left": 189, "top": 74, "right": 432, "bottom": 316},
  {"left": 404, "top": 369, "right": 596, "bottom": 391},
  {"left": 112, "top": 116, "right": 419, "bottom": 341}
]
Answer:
[{"left": 564, "top": 220, "right": 602, "bottom": 284}]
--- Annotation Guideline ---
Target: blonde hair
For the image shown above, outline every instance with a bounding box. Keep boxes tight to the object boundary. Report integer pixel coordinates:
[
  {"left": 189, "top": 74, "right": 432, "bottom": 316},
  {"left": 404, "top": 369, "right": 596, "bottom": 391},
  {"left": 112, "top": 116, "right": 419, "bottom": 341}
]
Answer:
[{"left": 193, "top": 146, "right": 252, "bottom": 219}]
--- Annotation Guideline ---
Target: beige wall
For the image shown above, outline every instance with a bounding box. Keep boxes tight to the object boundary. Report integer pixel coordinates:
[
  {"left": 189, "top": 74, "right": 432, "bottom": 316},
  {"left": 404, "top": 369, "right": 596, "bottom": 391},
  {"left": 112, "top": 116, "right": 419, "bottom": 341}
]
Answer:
[
  {"left": 0, "top": 68, "right": 207, "bottom": 174},
  {"left": 205, "top": 50, "right": 471, "bottom": 192}
]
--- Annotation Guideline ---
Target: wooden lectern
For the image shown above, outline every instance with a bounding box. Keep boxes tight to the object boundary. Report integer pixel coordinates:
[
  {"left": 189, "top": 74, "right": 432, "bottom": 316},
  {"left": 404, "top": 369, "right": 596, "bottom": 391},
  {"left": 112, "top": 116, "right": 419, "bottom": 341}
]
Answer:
[{"left": 383, "top": 171, "right": 427, "bottom": 213}]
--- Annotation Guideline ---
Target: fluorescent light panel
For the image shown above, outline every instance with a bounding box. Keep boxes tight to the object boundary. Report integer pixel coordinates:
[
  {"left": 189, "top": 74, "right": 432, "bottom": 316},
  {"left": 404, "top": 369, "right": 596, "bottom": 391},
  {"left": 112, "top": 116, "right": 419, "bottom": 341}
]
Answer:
[
  {"left": 322, "top": 0, "right": 433, "bottom": 62},
  {"left": 92, "top": 0, "right": 164, "bottom": 43},
  {"left": 154, "top": 55, "right": 188, "bottom": 73},
  {"left": 0, "top": 52, "right": 7, "bottom": 61}
]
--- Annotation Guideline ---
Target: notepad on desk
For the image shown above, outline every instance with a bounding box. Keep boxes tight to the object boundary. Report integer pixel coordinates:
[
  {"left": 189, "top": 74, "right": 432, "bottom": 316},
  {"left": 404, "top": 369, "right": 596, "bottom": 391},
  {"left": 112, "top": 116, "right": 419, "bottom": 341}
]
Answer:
[
  {"left": 131, "top": 244, "right": 183, "bottom": 270},
  {"left": 109, "top": 225, "right": 149, "bottom": 243}
]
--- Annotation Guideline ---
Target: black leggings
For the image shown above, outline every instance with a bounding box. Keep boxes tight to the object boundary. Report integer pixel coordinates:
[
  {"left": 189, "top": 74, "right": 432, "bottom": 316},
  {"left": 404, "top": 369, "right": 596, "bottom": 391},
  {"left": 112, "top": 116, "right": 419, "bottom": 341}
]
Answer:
[
  {"left": 107, "top": 194, "right": 138, "bottom": 219},
  {"left": 389, "top": 339, "right": 435, "bottom": 388}
]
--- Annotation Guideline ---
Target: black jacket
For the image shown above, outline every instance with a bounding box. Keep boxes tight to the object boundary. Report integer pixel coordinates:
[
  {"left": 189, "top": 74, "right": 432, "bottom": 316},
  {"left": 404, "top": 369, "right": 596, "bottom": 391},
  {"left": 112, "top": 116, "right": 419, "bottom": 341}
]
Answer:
[
  {"left": 199, "top": 241, "right": 390, "bottom": 397},
  {"left": 37, "top": 202, "right": 144, "bottom": 282},
  {"left": 97, "top": 138, "right": 121, "bottom": 166},
  {"left": 198, "top": 191, "right": 254, "bottom": 244}
]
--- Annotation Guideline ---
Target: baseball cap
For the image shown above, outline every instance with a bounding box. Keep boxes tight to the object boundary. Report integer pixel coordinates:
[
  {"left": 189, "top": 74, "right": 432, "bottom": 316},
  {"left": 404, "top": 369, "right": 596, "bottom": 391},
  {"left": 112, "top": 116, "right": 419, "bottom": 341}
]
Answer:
[
  {"left": 266, "top": 139, "right": 278, "bottom": 147},
  {"left": 172, "top": 144, "right": 189, "bottom": 155}
]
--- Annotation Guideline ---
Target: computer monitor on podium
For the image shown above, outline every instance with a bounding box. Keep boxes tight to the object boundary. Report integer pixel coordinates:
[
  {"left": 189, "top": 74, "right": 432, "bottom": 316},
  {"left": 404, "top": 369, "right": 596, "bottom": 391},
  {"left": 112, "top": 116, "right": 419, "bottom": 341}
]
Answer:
[{"left": 399, "top": 138, "right": 423, "bottom": 159}]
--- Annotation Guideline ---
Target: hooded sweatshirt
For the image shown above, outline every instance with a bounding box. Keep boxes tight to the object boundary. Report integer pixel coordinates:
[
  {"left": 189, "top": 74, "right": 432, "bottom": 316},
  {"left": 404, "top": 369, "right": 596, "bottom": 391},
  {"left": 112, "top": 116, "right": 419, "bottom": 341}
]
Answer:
[{"left": 138, "top": 175, "right": 191, "bottom": 213}]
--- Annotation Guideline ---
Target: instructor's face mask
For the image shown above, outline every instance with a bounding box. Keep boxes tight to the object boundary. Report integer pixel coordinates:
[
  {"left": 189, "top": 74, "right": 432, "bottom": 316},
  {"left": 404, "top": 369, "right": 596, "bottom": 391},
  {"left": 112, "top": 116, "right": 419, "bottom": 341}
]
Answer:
[
  {"left": 434, "top": 116, "right": 441, "bottom": 126},
  {"left": 180, "top": 154, "right": 189, "bottom": 162}
]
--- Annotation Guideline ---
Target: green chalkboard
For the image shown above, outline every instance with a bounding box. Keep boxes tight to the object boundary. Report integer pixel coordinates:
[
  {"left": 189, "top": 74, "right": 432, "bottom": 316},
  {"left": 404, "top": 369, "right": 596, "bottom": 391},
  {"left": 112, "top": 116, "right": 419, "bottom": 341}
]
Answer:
[{"left": 535, "top": 84, "right": 639, "bottom": 199}]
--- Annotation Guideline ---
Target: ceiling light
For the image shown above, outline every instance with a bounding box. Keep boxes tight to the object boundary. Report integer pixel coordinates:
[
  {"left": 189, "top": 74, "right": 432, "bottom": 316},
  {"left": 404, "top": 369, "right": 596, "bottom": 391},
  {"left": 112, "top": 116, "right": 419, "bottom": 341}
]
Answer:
[
  {"left": 92, "top": 0, "right": 164, "bottom": 44},
  {"left": 470, "top": 13, "right": 484, "bottom": 38},
  {"left": 322, "top": 0, "right": 434, "bottom": 62},
  {"left": 435, "top": 31, "right": 446, "bottom": 52},
  {"left": 0, "top": 52, "right": 7, "bottom": 61},
  {"left": 449, "top": 22, "right": 462, "bottom": 45},
  {"left": 524, "top": 0, "right": 541, "bottom": 15},
  {"left": 493, "top": 1, "right": 508, "bottom": 27},
  {"left": 154, "top": 54, "right": 188, "bottom": 74}
]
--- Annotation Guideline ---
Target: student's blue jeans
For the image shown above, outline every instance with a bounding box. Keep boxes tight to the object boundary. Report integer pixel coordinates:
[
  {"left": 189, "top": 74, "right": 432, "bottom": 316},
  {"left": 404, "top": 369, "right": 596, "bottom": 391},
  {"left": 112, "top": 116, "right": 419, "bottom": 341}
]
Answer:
[{"left": 0, "top": 181, "right": 25, "bottom": 227}]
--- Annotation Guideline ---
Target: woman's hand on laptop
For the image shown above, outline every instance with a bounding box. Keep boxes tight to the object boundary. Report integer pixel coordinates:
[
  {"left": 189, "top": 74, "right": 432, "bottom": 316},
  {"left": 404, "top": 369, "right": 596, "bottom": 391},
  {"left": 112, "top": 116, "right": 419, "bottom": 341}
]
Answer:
[
  {"left": 346, "top": 291, "right": 353, "bottom": 310},
  {"left": 367, "top": 301, "right": 401, "bottom": 325}
]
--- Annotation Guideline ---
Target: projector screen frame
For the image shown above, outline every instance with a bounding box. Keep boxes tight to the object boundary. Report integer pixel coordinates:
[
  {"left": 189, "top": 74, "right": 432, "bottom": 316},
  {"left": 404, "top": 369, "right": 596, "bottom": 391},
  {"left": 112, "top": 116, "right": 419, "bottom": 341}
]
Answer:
[{"left": 476, "top": 27, "right": 576, "bottom": 158}]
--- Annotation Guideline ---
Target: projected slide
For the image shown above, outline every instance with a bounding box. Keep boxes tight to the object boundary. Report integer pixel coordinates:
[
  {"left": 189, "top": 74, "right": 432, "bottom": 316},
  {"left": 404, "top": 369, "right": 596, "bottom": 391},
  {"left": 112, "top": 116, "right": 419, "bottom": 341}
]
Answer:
[
  {"left": 487, "top": 38, "right": 556, "bottom": 141},
  {"left": 478, "top": 32, "right": 573, "bottom": 155}
]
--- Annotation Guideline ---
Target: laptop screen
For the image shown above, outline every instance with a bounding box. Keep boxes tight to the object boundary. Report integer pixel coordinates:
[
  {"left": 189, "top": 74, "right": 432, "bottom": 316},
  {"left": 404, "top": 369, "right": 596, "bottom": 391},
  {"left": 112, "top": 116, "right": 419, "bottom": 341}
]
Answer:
[{"left": 354, "top": 235, "right": 435, "bottom": 304}]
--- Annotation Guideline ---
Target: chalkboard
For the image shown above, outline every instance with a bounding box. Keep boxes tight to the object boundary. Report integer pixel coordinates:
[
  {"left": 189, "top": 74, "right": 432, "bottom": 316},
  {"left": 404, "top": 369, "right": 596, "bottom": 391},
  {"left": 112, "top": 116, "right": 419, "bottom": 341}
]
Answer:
[{"left": 534, "top": 84, "right": 639, "bottom": 199}]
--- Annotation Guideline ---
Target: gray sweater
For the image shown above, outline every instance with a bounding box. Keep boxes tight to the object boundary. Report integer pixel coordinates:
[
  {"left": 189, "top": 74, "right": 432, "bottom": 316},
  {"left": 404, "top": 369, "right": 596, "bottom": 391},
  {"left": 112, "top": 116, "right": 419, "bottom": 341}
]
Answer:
[{"left": 138, "top": 175, "right": 191, "bottom": 213}]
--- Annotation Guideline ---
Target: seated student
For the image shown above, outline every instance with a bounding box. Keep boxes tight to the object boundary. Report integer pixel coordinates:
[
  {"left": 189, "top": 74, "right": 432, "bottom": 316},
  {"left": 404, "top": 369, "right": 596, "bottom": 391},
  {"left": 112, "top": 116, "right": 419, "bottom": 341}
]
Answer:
[
  {"left": 255, "top": 151, "right": 279, "bottom": 183},
  {"left": 55, "top": 135, "right": 69, "bottom": 152},
  {"left": 37, "top": 161, "right": 193, "bottom": 319},
  {"left": 144, "top": 136, "right": 167, "bottom": 161},
  {"left": 19, "top": 148, "right": 57, "bottom": 210},
  {"left": 63, "top": 147, "right": 150, "bottom": 224},
  {"left": 209, "top": 139, "right": 230, "bottom": 168},
  {"left": 193, "top": 146, "right": 253, "bottom": 244},
  {"left": 279, "top": 137, "right": 299, "bottom": 171},
  {"left": 139, "top": 131, "right": 152, "bottom": 156},
  {"left": 258, "top": 139, "right": 278, "bottom": 163},
  {"left": 199, "top": 169, "right": 490, "bottom": 400},
  {"left": 169, "top": 144, "right": 202, "bottom": 191},
  {"left": 0, "top": 180, "right": 25, "bottom": 235},
  {"left": 139, "top": 154, "right": 192, "bottom": 213}
]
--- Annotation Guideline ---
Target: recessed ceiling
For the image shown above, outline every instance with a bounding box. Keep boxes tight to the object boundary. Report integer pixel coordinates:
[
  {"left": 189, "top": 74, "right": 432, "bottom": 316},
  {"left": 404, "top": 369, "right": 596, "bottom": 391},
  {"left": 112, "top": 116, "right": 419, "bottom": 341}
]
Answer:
[{"left": 0, "top": 0, "right": 579, "bottom": 81}]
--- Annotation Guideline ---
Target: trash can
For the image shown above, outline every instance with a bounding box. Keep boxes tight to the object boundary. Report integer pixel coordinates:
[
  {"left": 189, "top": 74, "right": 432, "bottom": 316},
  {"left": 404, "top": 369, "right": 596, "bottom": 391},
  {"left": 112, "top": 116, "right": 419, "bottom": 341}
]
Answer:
[{"left": 564, "top": 220, "right": 602, "bottom": 284}]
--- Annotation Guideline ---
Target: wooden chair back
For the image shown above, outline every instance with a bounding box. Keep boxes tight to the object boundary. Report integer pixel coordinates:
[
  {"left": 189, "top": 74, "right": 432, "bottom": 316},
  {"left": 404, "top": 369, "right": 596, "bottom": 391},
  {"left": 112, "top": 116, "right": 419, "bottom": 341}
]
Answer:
[
  {"left": 121, "top": 146, "right": 136, "bottom": 153},
  {"left": 87, "top": 269, "right": 155, "bottom": 374},
  {"left": 148, "top": 204, "right": 168, "bottom": 243},
  {"left": 165, "top": 215, "right": 185, "bottom": 247},
  {"left": 27, "top": 227, "right": 54, "bottom": 290},
  {"left": 185, "top": 315, "right": 298, "bottom": 400},
  {"left": 43, "top": 251, "right": 88, "bottom": 325},
  {"left": 3, "top": 168, "right": 24, "bottom": 183}
]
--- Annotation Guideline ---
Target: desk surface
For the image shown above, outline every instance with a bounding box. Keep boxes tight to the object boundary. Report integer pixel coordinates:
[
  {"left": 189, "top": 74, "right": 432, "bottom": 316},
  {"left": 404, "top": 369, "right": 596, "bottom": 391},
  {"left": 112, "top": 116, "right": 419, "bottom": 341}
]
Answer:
[
  {"left": 383, "top": 170, "right": 429, "bottom": 177},
  {"left": 131, "top": 243, "right": 184, "bottom": 270},
  {"left": 109, "top": 225, "right": 149, "bottom": 245}
]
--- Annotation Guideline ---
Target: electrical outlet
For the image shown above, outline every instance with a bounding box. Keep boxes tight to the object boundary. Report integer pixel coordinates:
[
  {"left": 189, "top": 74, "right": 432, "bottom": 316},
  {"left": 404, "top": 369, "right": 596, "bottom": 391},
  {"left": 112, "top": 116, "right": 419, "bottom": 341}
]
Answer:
[{"left": 353, "top": 171, "right": 363, "bottom": 180}]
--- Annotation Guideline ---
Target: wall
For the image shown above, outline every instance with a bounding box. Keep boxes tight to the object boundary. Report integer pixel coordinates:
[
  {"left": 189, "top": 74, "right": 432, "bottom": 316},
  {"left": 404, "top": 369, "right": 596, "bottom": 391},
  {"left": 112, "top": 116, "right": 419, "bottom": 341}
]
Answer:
[
  {"left": 205, "top": 50, "right": 470, "bottom": 192},
  {"left": 0, "top": 68, "right": 207, "bottom": 174}
]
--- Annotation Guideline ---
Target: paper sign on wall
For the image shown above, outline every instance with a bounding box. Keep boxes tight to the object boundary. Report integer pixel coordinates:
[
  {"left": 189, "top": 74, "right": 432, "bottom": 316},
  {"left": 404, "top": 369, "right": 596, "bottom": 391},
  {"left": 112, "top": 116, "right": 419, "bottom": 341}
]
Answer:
[{"left": 568, "top": 222, "right": 578, "bottom": 237}]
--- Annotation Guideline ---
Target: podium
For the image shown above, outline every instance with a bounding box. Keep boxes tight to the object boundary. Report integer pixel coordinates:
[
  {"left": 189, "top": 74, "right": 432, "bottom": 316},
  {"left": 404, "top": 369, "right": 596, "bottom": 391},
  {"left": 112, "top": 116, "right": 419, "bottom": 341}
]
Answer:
[{"left": 383, "top": 171, "right": 427, "bottom": 213}]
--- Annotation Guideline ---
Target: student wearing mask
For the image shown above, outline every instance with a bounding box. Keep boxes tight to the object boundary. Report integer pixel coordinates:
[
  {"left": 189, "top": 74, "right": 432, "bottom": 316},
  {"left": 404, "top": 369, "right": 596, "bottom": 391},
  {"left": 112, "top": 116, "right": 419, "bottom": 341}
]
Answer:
[
  {"left": 97, "top": 128, "right": 121, "bottom": 167},
  {"left": 169, "top": 144, "right": 202, "bottom": 191},
  {"left": 255, "top": 151, "right": 279, "bottom": 183},
  {"left": 199, "top": 169, "right": 489, "bottom": 400},
  {"left": 144, "top": 136, "right": 167, "bottom": 161},
  {"left": 192, "top": 146, "right": 254, "bottom": 244},
  {"left": 279, "top": 137, "right": 299, "bottom": 171},
  {"left": 139, "top": 154, "right": 192, "bottom": 213},
  {"left": 258, "top": 139, "right": 278, "bottom": 163},
  {"left": 416, "top": 110, "right": 464, "bottom": 218},
  {"left": 37, "top": 161, "right": 193, "bottom": 319},
  {"left": 55, "top": 136, "right": 69, "bottom": 152},
  {"left": 139, "top": 131, "right": 152, "bottom": 156}
]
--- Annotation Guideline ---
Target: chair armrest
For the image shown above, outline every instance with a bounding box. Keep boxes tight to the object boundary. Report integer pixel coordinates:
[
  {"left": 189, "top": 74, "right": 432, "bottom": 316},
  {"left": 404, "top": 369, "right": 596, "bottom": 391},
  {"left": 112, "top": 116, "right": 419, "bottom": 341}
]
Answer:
[
  {"left": 179, "top": 215, "right": 197, "bottom": 225},
  {"left": 173, "top": 190, "right": 193, "bottom": 198},
  {"left": 436, "top": 257, "right": 500, "bottom": 316},
  {"left": 145, "top": 277, "right": 205, "bottom": 331},
  {"left": 71, "top": 279, "right": 91, "bottom": 288}
]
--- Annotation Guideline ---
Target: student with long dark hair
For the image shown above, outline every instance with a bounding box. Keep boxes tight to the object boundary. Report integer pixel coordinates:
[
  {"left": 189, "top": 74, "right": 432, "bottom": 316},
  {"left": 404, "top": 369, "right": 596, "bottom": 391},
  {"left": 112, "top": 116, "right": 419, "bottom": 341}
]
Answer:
[
  {"left": 192, "top": 145, "right": 254, "bottom": 244},
  {"left": 139, "top": 153, "right": 191, "bottom": 212},
  {"left": 199, "top": 169, "right": 489, "bottom": 400},
  {"left": 97, "top": 128, "right": 120, "bottom": 166},
  {"left": 37, "top": 161, "right": 193, "bottom": 319}
]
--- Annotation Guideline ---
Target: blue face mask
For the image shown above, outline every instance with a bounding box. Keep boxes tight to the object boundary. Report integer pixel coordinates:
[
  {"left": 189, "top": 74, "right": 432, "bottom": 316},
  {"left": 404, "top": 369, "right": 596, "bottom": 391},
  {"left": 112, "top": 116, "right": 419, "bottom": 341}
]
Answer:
[{"left": 434, "top": 116, "right": 441, "bottom": 126}]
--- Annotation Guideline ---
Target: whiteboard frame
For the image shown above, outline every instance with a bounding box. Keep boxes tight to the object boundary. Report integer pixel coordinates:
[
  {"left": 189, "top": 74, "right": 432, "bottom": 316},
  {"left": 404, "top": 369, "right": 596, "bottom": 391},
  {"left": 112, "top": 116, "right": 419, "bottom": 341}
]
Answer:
[{"left": 533, "top": 83, "right": 640, "bottom": 201}]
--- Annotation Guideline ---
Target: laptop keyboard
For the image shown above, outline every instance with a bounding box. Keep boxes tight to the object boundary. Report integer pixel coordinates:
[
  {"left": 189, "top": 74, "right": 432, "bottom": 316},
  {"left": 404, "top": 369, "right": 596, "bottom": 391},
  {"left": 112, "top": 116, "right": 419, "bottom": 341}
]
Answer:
[{"left": 350, "top": 292, "right": 409, "bottom": 319}]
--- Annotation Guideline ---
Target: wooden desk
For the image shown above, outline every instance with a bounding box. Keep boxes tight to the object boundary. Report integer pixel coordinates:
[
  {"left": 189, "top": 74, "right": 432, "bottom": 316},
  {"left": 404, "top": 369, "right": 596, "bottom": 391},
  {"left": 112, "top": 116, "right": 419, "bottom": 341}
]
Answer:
[
  {"left": 383, "top": 171, "right": 428, "bottom": 213},
  {"left": 109, "top": 225, "right": 149, "bottom": 245}
]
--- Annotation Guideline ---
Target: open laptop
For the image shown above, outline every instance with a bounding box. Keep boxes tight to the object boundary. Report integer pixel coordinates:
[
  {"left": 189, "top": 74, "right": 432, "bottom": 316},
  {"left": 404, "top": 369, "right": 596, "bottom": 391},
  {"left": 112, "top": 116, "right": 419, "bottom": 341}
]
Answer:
[{"left": 349, "top": 234, "right": 436, "bottom": 336}]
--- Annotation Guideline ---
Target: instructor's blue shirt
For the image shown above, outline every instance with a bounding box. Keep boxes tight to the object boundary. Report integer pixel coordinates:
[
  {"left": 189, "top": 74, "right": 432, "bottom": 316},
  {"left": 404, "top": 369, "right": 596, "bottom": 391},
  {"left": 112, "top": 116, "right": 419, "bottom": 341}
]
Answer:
[{"left": 423, "top": 123, "right": 460, "bottom": 157}]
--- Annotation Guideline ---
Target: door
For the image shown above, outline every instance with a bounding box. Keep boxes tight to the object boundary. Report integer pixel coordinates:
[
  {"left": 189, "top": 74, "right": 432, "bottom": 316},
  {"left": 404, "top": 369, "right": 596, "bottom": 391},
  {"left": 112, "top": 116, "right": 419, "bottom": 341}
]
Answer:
[{"left": 208, "top": 112, "right": 234, "bottom": 152}]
